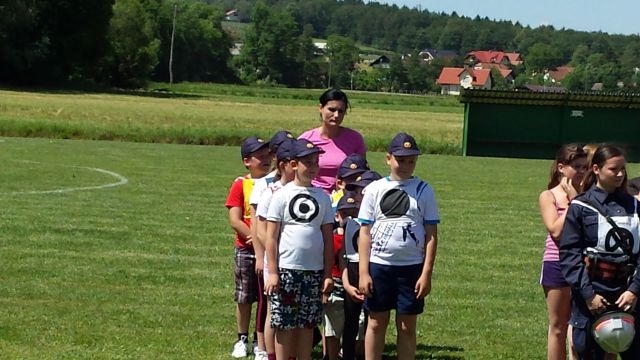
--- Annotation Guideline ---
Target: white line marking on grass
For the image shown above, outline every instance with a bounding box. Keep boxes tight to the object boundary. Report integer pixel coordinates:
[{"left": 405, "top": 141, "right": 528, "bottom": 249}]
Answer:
[{"left": 7, "top": 162, "right": 129, "bottom": 195}]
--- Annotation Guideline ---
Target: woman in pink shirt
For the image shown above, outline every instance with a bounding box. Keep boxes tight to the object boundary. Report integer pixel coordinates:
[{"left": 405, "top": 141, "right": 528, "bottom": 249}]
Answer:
[
  {"left": 538, "top": 144, "right": 588, "bottom": 360},
  {"left": 299, "top": 89, "right": 367, "bottom": 194}
]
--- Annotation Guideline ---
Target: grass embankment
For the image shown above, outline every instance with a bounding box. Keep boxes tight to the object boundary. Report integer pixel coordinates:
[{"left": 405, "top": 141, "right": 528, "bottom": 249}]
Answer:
[{"left": 0, "top": 84, "right": 464, "bottom": 155}]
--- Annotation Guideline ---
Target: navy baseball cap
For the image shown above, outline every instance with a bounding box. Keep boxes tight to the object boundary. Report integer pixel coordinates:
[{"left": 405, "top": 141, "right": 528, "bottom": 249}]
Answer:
[
  {"left": 337, "top": 154, "right": 369, "bottom": 179},
  {"left": 241, "top": 136, "right": 269, "bottom": 159},
  {"left": 276, "top": 139, "right": 295, "bottom": 161},
  {"left": 292, "top": 139, "right": 324, "bottom": 158},
  {"left": 337, "top": 191, "right": 360, "bottom": 211},
  {"left": 269, "top": 130, "right": 295, "bottom": 153},
  {"left": 388, "top": 132, "right": 420, "bottom": 156},
  {"left": 345, "top": 170, "right": 383, "bottom": 191}
]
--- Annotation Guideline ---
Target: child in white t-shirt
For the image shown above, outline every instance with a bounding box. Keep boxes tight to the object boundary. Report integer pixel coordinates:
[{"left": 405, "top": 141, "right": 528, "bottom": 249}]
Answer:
[
  {"left": 265, "top": 139, "right": 335, "bottom": 360},
  {"left": 358, "top": 132, "right": 440, "bottom": 360}
]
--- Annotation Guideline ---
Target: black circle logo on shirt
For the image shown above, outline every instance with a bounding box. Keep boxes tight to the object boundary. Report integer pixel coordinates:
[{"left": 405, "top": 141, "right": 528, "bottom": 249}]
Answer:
[
  {"left": 288, "top": 193, "right": 319, "bottom": 223},
  {"left": 380, "top": 188, "right": 410, "bottom": 218},
  {"left": 349, "top": 226, "right": 360, "bottom": 253},
  {"left": 604, "top": 228, "right": 635, "bottom": 253}
]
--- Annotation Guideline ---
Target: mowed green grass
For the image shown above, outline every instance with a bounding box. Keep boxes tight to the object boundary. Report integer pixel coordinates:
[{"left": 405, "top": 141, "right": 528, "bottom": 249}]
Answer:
[
  {"left": 6, "top": 138, "right": 638, "bottom": 359},
  {"left": 0, "top": 85, "right": 462, "bottom": 154}
]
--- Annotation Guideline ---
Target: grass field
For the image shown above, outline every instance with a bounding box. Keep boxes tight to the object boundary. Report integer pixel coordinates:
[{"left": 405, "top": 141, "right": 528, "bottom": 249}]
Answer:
[
  {"left": 5, "top": 137, "right": 637, "bottom": 359},
  {"left": 0, "top": 84, "right": 463, "bottom": 155}
]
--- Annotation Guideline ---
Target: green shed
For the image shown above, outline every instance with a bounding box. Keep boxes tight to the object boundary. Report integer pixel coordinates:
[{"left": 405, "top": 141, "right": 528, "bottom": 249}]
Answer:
[{"left": 460, "top": 89, "right": 640, "bottom": 161}]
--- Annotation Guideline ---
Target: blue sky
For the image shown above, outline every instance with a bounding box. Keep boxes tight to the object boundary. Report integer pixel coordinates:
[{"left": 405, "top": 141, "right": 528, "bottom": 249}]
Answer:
[{"left": 376, "top": 1, "right": 639, "bottom": 35}]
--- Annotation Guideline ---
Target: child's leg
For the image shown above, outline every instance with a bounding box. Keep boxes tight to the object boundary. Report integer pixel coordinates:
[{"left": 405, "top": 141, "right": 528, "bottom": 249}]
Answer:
[
  {"left": 343, "top": 262, "right": 362, "bottom": 360},
  {"left": 395, "top": 314, "right": 417, "bottom": 360},
  {"left": 365, "top": 310, "right": 390, "bottom": 360},
  {"left": 265, "top": 300, "right": 275, "bottom": 356},
  {"left": 294, "top": 327, "right": 314, "bottom": 360},
  {"left": 236, "top": 303, "right": 252, "bottom": 334},
  {"left": 256, "top": 276, "right": 267, "bottom": 352},
  {"left": 275, "top": 329, "right": 293, "bottom": 360}
]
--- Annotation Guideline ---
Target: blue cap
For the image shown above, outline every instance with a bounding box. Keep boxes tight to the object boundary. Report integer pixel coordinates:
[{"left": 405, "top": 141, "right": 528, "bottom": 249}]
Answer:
[
  {"left": 241, "top": 136, "right": 269, "bottom": 159},
  {"left": 292, "top": 139, "right": 324, "bottom": 158},
  {"left": 388, "top": 132, "right": 420, "bottom": 156},
  {"left": 345, "top": 170, "right": 383, "bottom": 191},
  {"left": 276, "top": 139, "right": 295, "bottom": 161},
  {"left": 269, "top": 130, "right": 295, "bottom": 153},
  {"left": 337, "top": 154, "right": 369, "bottom": 179},
  {"left": 337, "top": 191, "right": 360, "bottom": 211}
]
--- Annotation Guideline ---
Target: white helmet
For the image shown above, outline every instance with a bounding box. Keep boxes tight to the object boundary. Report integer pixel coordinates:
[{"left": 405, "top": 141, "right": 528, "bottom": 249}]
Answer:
[{"left": 592, "top": 311, "right": 635, "bottom": 353}]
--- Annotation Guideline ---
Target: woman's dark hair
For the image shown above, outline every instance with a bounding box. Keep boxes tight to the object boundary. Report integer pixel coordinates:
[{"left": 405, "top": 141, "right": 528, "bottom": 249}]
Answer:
[
  {"left": 581, "top": 144, "right": 628, "bottom": 192},
  {"left": 319, "top": 88, "right": 350, "bottom": 111},
  {"left": 547, "top": 143, "right": 587, "bottom": 189}
]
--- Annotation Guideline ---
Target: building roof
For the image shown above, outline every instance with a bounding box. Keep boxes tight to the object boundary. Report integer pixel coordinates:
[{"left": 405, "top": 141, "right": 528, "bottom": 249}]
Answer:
[
  {"left": 436, "top": 67, "right": 464, "bottom": 85},
  {"left": 419, "top": 49, "right": 458, "bottom": 59},
  {"left": 467, "top": 50, "right": 522, "bottom": 66},
  {"left": 460, "top": 89, "right": 640, "bottom": 109},
  {"left": 437, "top": 67, "right": 491, "bottom": 86},
  {"left": 546, "top": 66, "right": 574, "bottom": 82}
]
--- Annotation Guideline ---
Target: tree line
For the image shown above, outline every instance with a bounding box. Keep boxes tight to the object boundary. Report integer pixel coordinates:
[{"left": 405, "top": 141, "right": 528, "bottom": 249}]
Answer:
[{"left": 2, "top": 0, "right": 640, "bottom": 92}]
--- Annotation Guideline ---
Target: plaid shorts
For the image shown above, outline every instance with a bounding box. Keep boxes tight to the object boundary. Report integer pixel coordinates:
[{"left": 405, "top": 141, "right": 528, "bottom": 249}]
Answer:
[
  {"left": 270, "top": 268, "right": 323, "bottom": 330},
  {"left": 234, "top": 247, "right": 258, "bottom": 304}
]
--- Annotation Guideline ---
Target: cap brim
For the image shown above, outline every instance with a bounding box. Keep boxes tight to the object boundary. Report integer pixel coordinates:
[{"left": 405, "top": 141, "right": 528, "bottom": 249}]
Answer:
[
  {"left": 339, "top": 169, "right": 366, "bottom": 179},
  {"left": 391, "top": 149, "right": 421, "bottom": 156},
  {"left": 295, "top": 148, "right": 324, "bottom": 158}
]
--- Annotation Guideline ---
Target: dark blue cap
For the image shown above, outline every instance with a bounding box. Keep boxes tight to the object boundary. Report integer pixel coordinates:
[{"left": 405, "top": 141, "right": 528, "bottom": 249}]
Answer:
[
  {"left": 276, "top": 139, "right": 295, "bottom": 161},
  {"left": 345, "top": 170, "right": 382, "bottom": 191},
  {"left": 292, "top": 139, "right": 324, "bottom": 158},
  {"left": 269, "top": 130, "right": 295, "bottom": 153},
  {"left": 337, "top": 191, "right": 360, "bottom": 211},
  {"left": 388, "top": 132, "right": 420, "bottom": 156},
  {"left": 337, "top": 153, "right": 369, "bottom": 179},
  {"left": 241, "top": 136, "right": 269, "bottom": 159}
]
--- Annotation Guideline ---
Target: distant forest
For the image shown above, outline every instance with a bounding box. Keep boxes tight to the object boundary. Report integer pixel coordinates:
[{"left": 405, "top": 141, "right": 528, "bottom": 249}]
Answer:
[{"left": 3, "top": 0, "right": 640, "bottom": 92}]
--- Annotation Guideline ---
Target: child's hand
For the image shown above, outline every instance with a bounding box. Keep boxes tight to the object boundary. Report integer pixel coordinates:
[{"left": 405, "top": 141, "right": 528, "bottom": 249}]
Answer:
[
  {"left": 322, "top": 293, "right": 330, "bottom": 304},
  {"left": 244, "top": 234, "right": 253, "bottom": 246},
  {"left": 359, "top": 273, "right": 374, "bottom": 297},
  {"left": 322, "top": 277, "right": 334, "bottom": 295},
  {"left": 265, "top": 273, "right": 279, "bottom": 295},
  {"left": 255, "top": 257, "right": 264, "bottom": 276},
  {"left": 560, "top": 177, "right": 578, "bottom": 200},
  {"left": 415, "top": 274, "right": 432, "bottom": 299},
  {"left": 345, "top": 284, "right": 365, "bottom": 302}
]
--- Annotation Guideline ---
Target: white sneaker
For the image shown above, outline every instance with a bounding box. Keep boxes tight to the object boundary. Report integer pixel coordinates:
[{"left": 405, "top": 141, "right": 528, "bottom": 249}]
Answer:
[
  {"left": 252, "top": 340, "right": 259, "bottom": 355},
  {"left": 231, "top": 339, "right": 248, "bottom": 358},
  {"left": 254, "top": 350, "right": 268, "bottom": 360}
]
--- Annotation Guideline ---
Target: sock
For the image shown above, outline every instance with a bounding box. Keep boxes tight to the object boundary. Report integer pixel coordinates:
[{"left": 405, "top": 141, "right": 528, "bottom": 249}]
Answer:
[
  {"left": 267, "top": 354, "right": 276, "bottom": 360},
  {"left": 253, "top": 332, "right": 257, "bottom": 343},
  {"left": 238, "top": 333, "right": 249, "bottom": 343}
]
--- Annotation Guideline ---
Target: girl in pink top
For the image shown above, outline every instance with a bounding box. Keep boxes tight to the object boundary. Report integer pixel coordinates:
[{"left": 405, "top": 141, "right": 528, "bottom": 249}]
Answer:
[
  {"left": 538, "top": 144, "right": 588, "bottom": 360},
  {"left": 299, "top": 89, "right": 366, "bottom": 194}
]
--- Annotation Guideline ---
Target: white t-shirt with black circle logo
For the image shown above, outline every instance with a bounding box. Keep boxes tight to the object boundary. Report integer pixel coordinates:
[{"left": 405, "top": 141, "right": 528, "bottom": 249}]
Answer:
[
  {"left": 358, "top": 176, "right": 439, "bottom": 266},
  {"left": 266, "top": 182, "right": 334, "bottom": 270}
]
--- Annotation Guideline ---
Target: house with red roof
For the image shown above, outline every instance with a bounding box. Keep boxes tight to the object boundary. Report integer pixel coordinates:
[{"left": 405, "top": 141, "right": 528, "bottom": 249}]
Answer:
[
  {"left": 473, "top": 63, "right": 514, "bottom": 83},
  {"left": 543, "top": 66, "right": 574, "bottom": 83},
  {"left": 436, "top": 67, "right": 492, "bottom": 95},
  {"left": 465, "top": 50, "right": 522, "bottom": 67}
]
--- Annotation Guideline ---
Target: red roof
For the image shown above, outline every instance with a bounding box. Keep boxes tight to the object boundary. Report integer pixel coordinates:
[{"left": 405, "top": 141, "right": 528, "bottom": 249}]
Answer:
[
  {"left": 437, "top": 67, "right": 491, "bottom": 86},
  {"left": 547, "top": 66, "right": 574, "bottom": 81},
  {"left": 467, "top": 51, "right": 522, "bottom": 66},
  {"left": 437, "top": 67, "right": 463, "bottom": 85}
]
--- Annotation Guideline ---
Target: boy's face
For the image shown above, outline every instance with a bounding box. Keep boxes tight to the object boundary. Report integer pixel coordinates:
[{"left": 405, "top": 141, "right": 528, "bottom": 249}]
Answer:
[
  {"left": 244, "top": 146, "right": 272, "bottom": 178},
  {"left": 386, "top": 154, "right": 417, "bottom": 180},
  {"left": 336, "top": 173, "right": 360, "bottom": 191},
  {"left": 278, "top": 158, "right": 295, "bottom": 182},
  {"left": 292, "top": 153, "right": 319, "bottom": 183}
]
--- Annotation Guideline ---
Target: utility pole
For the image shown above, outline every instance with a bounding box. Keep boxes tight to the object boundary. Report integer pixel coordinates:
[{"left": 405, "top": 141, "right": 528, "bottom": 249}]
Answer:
[{"left": 169, "top": 3, "right": 178, "bottom": 86}]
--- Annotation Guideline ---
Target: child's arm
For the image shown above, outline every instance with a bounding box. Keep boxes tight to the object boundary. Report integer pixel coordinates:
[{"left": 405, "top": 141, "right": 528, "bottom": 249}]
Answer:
[
  {"left": 358, "top": 224, "right": 373, "bottom": 297},
  {"left": 321, "top": 223, "right": 335, "bottom": 295},
  {"left": 228, "top": 207, "right": 252, "bottom": 244},
  {"left": 265, "top": 220, "right": 281, "bottom": 295},
  {"left": 415, "top": 224, "right": 438, "bottom": 299},
  {"left": 342, "top": 258, "right": 364, "bottom": 302},
  {"left": 250, "top": 205, "right": 264, "bottom": 275}
]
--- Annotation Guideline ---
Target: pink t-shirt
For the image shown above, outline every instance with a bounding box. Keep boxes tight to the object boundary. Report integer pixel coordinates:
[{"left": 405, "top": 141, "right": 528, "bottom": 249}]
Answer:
[
  {"left": 542, "top": 194, "right": 566, "bottom": 262},
  {"left": 299, "top": 127, "right": 366, "bottom": 194}
]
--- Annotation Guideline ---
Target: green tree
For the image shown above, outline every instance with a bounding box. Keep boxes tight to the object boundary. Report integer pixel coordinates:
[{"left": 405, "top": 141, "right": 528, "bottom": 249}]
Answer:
[
  {"left": 326, "top": 35, "right": 359, "bottom": 88},
  {"left": 526, "top": 43, "right": 564, "bottom": 71},
  {"left": 297, "top": 24, "right": 321, "bottom": 88},
  {"left": 155, "top": 1, "right": 233, "bottom": 83},
  {"left": 237, "top": 1, "right": 301, "bottom": 86},
  {"left": 105, "top": 0, "right": 159, "bottom": 87},
  {"left": 490, "top": 68, "right": 510, "bottom": 90}
]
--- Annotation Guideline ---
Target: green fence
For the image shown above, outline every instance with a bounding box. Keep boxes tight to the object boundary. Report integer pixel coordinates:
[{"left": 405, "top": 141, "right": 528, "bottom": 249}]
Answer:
[{"left": 461, "top": 89, "right": 640, "bottom": 161}]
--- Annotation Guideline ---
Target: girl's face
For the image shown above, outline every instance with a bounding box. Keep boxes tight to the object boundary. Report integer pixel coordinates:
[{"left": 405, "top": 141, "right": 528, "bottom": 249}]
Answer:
[
  {"left": 319, "top": 100, "right": 346, "bottom": 129},
  {"left": 594, "top": 155, "right": 626, "bottom": 193},
  {"left": 560, "top": 157, "right": 588, "bottom": 184},
  {"left": 278, "top": 159, "right": 296, "bottom": 184}
]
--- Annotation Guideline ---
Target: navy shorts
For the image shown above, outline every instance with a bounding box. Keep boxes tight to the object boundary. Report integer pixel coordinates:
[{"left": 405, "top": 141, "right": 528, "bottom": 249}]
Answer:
[
  {"left": 539, "top": 261, "right": 569, "bottom": 288},
  {"left": 365, "top": 263, "right": 424, "bottom": 315}
]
